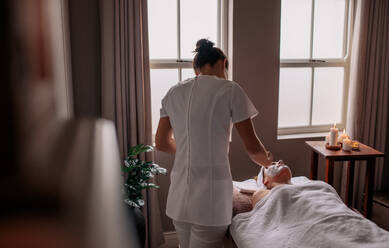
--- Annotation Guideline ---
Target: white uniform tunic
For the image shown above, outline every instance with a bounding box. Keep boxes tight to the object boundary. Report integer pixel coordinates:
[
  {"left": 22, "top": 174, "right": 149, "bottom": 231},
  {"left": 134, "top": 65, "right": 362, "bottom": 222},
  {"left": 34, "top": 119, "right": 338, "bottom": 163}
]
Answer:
[{"left": 160, "top": 75, "right": 258, "bottom": 226}]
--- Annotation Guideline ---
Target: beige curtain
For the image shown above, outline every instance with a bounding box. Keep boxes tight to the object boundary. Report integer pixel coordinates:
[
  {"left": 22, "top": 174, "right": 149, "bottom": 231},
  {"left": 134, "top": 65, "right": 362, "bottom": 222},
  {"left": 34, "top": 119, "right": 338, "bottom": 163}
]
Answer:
[
  {"left": 346, "top": 0, "right": 389, "bottom": 208},
  {"left": 100, "top": 0, "right": 165, "bottom": 247}
]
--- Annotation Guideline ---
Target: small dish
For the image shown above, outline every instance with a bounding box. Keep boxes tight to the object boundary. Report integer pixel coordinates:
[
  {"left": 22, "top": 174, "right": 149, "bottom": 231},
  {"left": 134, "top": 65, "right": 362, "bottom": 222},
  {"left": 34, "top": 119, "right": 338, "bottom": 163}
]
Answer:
[{"left": 325, "top": 143, "right": 342, "bottom": 150}]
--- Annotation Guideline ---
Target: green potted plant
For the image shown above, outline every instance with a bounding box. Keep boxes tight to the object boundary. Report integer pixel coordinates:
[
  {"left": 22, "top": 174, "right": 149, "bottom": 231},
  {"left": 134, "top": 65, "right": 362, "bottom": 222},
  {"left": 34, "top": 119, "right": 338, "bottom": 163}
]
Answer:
[{"left": 122, "top": 144, "right": 167, "bottom": 246}]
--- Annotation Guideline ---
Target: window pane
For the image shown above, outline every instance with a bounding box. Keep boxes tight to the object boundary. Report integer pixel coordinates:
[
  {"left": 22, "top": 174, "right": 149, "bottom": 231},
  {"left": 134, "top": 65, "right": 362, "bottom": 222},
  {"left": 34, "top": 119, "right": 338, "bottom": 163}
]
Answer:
[
  {"left": 150, "top": 69, "right": 179, "bottom": 134},
  {"left": 180, "top": 0, "right": 218, "bottom": 59},
  {"left": 278, "top": 68, "right": 312, "bottom": 128},
  {"left": 280, "top": 0, "right": 312, "bottom": 59},
  {"left": 313, "top": 0, "right": 346, "bottom": 58},
  {"left": 311, "top": 67, "right": 344, "bottom": 125},
  {"left": 148, "top": 0, "right": 177, "bottom": 59},
  {"left": 182, "top": 68, "right": 196, "bottom": 80}
]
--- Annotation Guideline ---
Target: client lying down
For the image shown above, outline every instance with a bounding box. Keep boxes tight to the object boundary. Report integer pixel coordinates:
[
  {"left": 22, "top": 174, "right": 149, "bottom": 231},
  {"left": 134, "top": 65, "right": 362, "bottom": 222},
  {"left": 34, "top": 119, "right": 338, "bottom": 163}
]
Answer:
[
  {"left": 231, "top": 162, "right": 389, "bottom": 248},
  {"left": 251, "top": 161, "right": 292, "bottom": 208}
]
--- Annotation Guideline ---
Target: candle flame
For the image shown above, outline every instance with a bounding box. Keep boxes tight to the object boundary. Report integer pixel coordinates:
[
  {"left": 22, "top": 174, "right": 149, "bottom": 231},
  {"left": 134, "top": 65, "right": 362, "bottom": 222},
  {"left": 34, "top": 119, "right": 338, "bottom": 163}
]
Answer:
[
  {"left": 333, "top": 123, "right": 336, "bottom": 128},
  {"left": 343, "top": 128, "right": 346, "bottom": 134}
]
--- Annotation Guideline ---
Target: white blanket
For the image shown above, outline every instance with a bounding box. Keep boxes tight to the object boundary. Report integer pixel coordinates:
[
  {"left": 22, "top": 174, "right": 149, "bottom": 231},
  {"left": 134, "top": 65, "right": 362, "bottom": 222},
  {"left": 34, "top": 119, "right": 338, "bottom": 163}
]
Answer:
[
  {"left": 230, "top": 180, "right": 389, "bottom": 248},
  {"left": 233, "top": 176, "right": 310, "bottom": 193}
]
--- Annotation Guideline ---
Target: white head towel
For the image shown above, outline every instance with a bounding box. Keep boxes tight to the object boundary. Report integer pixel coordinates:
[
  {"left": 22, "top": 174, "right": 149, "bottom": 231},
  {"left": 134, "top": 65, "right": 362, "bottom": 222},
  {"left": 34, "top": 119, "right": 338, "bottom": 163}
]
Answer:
[
  {"left": 256, "top": 166, "right": 266, "bottom": 189},
  {"left": 256, "top": 160, "right": 290, "bottom": 188}
]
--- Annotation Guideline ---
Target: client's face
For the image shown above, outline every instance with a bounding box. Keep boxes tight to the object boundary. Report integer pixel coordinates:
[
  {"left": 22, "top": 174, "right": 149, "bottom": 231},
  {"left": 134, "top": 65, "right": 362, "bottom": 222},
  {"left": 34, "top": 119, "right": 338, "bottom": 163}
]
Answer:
[{"left": 263, "top": 165, "right": 292, "bottom": 189}]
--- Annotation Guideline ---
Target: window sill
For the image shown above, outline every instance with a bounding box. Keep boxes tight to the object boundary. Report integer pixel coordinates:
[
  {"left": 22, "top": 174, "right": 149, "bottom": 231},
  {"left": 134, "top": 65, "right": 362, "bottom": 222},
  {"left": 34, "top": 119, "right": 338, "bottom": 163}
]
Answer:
[{"left": 277, "top": 132, "right": 327, "bottom": 140}]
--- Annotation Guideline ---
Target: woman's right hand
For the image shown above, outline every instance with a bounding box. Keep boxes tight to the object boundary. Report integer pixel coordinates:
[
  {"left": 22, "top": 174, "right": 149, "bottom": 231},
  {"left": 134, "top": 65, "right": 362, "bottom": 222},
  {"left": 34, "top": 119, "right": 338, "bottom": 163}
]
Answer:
[{"left": 264, "top": 151, "right": 274, "bottom": 167}]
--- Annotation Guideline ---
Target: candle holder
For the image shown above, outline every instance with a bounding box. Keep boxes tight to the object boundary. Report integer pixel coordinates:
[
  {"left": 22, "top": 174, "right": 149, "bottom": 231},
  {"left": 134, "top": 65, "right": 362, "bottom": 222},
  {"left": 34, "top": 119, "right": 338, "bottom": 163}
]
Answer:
[
  {"left": 325, "top": 142, "right": 342, "bottom": 150},
  {"left": 352, "top": 141, "right": 360, "bottom": 151}
]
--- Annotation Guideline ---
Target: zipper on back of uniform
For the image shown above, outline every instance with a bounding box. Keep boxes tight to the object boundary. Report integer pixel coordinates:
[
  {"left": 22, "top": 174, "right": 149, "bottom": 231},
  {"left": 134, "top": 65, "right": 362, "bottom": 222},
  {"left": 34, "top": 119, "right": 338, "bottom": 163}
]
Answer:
[{"left": 186, "top": 77, "right": 197, "bottom": 185}]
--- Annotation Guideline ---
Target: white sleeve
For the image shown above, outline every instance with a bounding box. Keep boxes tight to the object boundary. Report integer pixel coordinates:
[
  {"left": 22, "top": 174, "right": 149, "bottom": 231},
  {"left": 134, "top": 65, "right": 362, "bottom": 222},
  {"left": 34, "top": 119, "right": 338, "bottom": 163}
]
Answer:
[
  {"left": 231, "top": 83, "right": 259, "bottom": 123},
  {"left": 160, "top": 92, "right": 169, "bottom": 118}
]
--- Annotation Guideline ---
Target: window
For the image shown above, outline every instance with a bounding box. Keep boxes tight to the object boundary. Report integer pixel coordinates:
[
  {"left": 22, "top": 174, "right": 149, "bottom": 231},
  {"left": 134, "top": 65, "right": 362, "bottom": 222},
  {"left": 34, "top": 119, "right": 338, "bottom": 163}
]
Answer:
[
  {"left": 278, "top": 0, "right": 352, "bottom": 135},
  {"left": 148, "top": 0, "right": 228, "bottom": 135}
]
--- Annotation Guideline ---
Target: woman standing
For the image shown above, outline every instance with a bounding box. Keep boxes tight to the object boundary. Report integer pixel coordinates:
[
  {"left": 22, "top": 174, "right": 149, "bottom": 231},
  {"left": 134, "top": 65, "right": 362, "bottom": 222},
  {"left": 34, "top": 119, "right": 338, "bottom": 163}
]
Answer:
[{"left": 156, "top": 39, "right": 272, "bottom": 248}]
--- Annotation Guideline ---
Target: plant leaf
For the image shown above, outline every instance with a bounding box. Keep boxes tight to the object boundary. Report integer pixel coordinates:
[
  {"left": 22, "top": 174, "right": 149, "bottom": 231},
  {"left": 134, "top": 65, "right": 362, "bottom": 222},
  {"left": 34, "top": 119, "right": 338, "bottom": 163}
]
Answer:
[
  {"left": 138, "top": 145, "right": 154, "bottom": 153},
  {"left": 122, "top": 144, "right": 168, "bottom": 208},
  {"left": 128, "top": 144, "right": 154, "bottom": 157},
  {"left": 124, "top": 198, "right": 139, "bottom": 208},
  {"left": 137, "top": 199, "right": 145, "bottom": 206},
  {"left": 147, "top": 183, "right": 159, "bottom": 189},
  {"left": 157, "top": 167, "right": 167, "bottom": 175},
  {"left": 121, "top": 166, "right": 129, "bottom": 173}
]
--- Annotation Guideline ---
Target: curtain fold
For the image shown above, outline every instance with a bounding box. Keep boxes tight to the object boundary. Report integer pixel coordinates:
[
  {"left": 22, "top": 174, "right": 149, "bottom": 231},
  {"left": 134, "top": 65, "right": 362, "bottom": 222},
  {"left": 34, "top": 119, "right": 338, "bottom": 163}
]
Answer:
[
  {"left": 346, "top": 0, "right": 389, "bottom": 209},
  {"left": 100, "top": 0, "right": 165, "bottom": 247}
]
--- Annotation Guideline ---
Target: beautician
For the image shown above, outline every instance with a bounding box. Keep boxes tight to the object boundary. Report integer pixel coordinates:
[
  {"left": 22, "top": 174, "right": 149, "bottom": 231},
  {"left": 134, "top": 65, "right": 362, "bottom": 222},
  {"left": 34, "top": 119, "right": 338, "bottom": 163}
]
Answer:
[{"left": 155, "top": 39, "right": 273, "bottom": 248}]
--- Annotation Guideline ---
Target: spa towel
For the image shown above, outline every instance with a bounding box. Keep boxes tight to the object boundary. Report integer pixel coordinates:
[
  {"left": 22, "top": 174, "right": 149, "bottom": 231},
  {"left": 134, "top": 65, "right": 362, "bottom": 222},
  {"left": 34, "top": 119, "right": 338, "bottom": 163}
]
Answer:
[{"left": 230, "top": 180, "right": 389, "bottom": 248}]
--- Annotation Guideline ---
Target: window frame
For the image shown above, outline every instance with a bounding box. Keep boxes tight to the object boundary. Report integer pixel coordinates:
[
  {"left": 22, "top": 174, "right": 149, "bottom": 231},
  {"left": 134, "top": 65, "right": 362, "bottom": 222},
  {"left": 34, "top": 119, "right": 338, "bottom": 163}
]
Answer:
[
  {"left": 278, "top": 0, "right": 353, "bottom": 136},
  {"left": 149, "top": 0, "right": 229, "bottom": 80}
]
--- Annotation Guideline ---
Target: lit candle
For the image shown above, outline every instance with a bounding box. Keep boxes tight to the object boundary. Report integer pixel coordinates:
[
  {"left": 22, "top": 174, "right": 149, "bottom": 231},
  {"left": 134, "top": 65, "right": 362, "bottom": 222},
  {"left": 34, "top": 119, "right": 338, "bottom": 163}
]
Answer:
[
  {"left": 352, "top": 141, "right": 359, "bottom": 150},
  {"left": 337, "top": 129, "right": 349, "bottom": 144},
  {"left": 329, "top": 124, "right": 339, "bottom": 146},
  {"left": 342, "top": 138, "right": 352, "bottom": 151}
]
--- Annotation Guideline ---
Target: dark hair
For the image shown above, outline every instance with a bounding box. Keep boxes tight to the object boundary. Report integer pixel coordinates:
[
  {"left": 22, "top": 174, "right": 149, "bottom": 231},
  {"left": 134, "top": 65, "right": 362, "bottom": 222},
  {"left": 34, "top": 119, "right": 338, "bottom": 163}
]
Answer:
[{"left": 193, "top": 39, "right": 228, "bottom": 70}]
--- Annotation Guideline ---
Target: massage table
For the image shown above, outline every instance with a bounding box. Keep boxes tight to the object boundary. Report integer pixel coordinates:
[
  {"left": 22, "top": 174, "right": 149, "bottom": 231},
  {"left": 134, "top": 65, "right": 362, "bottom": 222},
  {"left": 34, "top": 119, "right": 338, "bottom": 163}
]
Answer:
[{"left": 228, "top": 177, "right": 389, "bottom": 248}]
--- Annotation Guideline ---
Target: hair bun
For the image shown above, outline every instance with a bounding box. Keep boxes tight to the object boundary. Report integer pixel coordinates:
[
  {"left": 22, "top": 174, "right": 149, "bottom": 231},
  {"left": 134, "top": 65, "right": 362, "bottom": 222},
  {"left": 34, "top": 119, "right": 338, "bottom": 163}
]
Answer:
[{"left": 195, "top": 38, "right": 215, "bottom": 53}]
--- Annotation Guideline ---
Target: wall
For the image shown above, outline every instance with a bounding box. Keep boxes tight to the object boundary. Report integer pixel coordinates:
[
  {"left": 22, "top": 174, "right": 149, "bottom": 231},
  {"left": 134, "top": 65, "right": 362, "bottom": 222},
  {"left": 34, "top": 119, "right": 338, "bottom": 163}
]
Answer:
[
  {"left": 156, "top": 0, "right": 326, "bottom": 232},
  {"left": 229, "top": 0, "right": 328, "bottom": 180}
]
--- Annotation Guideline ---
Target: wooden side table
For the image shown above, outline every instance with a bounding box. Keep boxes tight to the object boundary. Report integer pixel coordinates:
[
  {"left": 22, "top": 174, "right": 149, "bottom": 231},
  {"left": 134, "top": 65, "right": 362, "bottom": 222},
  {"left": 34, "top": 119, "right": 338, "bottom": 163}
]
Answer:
[{"left": 305, "top": 141, "right": 384, "bottom": 219}]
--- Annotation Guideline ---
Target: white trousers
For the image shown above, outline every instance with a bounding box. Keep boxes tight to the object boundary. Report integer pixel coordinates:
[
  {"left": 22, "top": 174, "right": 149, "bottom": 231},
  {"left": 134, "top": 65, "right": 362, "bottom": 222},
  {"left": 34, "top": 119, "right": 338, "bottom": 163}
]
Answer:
[{"left": 173, "top": 220, "right": 229, "bottom": 248}]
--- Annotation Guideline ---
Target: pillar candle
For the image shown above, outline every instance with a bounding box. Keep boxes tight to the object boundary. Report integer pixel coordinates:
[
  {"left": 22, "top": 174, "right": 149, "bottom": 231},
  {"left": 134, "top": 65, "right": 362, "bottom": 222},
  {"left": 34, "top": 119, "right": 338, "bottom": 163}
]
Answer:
[
  {"left": 337, "top": 129, "right": 349, "bottom": 143},
  {"left": 329, "top": 124, "right": 338, "bottom": 146},
  {"left": 342, "top": 138, "right": 352, "bottom": 151}
]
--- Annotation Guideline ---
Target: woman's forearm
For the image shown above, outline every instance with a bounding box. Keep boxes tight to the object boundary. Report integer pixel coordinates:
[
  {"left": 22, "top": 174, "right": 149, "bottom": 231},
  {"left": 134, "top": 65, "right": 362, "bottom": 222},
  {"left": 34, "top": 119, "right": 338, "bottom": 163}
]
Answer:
[
  {"left": 234, "top": 118, "right": 273, "bottom": 167},
  {"left": 165, "top": 138, "right": 176, "bottom": 154},
  {"left": 248, "top": 144, "right": 272, "bottom": 166},
  {"left": 155, "top": 117, "right": 176, "bottom": 155},
  {"left": 156, "top": 138, "right": 176, "bottom": 155}
]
